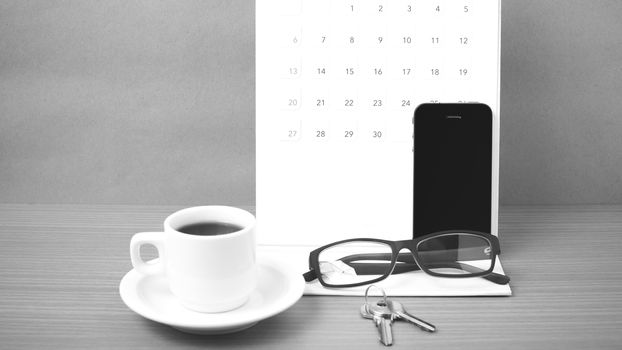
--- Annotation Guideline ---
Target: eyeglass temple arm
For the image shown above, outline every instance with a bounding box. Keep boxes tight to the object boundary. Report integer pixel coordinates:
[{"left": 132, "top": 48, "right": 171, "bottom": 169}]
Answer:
[
  {"left": 302, "top": 252, "right": 510, "bottom": 285},
  {"left": 302, "top": 253, "right": 401, "bottom": 282},
  {"left": 346, "top": 260, "right": 510, "bottom": 285},
  {"left": 425, "top": 262, "right": 510, "bottom": 285},
  {"left": 344, "top": 253, "right": 509, "bottom": 285},
  {"left": 303, "top": 269, "right": 318, "bottom": 282}
]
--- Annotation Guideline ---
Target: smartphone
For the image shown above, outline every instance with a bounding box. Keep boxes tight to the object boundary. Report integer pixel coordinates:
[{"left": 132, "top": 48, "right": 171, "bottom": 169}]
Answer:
[{"left": 413, "top": 103, "right": 493, "bottom": 237}]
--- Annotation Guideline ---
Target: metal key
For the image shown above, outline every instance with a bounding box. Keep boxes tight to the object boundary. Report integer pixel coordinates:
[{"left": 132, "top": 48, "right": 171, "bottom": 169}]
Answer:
[
  {"left": 363, "top": 299, "right": 437, "bottom": 334},
  {"left": 361, "top": 301, "right": 395, "bottom": 346},
  {"left": 387, "top": 300, "right": 437, "bottom": 333}
]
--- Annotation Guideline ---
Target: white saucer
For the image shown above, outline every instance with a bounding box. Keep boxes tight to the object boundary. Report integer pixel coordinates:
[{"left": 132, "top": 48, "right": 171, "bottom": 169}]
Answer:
[{"left": 119, "top": 257, "right": 305, "bottom": 335}]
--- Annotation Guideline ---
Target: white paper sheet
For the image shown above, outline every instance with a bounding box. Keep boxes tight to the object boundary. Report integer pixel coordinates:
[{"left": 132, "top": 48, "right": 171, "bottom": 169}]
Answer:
[
  {"left": 256, "top": 0, "right": 502, "bottom": 247},
  {"left": 256, "top": 1, "right": 508, "bottom": 297}
]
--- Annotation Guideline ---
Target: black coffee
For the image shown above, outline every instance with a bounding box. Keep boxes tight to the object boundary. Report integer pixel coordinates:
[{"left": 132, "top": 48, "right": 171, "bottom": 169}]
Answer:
[{"left": 177, "top": 222, "right": 243, "bottom": 236}]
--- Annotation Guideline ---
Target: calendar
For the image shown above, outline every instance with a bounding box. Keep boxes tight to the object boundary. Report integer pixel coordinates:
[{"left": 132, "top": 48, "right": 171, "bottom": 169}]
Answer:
[{"left": 256, "top": 0, "right": 501, "bottom": 246}]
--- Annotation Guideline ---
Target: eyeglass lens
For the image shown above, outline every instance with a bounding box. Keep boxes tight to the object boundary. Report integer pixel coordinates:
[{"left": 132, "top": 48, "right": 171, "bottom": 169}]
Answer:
[
  {"left": 417, "top": 233, "right": 493, "bottom": 276},
  {"left": 317, "top": 241, "right": 393, "bottom": 286}
]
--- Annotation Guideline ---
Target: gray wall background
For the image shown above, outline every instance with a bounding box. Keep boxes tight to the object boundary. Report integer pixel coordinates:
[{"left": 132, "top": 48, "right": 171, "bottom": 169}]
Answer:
[{"left": 0, "top": 0, "right": 620, "bottom": 206}]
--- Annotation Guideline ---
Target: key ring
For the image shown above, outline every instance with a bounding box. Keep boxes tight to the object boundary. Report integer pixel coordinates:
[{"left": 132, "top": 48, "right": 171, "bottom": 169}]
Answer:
[{"left": 364, "top": 285, "right": 388, "bottom": 313}]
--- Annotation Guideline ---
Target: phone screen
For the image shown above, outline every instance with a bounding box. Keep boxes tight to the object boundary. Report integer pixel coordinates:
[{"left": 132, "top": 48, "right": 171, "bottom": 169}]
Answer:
[{"left": 413, "top": 103, "right": 492, "bottom": 237}]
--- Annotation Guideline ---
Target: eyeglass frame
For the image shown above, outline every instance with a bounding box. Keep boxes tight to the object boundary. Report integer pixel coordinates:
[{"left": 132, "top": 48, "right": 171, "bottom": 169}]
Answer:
[{"left": 303, "top": 229, "right": 509, "bottom": 288}]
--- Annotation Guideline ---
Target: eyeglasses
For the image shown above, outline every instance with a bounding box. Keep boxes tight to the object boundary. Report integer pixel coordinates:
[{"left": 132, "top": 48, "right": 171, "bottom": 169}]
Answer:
[{"left": 303, "top": 230, "right": 510, "bottom": 288}]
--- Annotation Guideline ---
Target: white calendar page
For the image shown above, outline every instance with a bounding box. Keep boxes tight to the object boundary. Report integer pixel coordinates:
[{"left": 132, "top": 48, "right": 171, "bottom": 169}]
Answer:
[{"left": 256, "top": 0, "right": 501, "bottom": 247}]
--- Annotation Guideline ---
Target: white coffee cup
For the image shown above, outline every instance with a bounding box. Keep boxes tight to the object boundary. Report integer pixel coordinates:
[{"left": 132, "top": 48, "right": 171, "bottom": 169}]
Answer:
[{"left": 130, "top": 206, "right": 256, "bottom": 313}]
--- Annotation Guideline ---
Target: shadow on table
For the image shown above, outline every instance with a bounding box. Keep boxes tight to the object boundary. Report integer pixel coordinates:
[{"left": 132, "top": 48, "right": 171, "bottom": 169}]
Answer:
[{"left": 138, "top": 297, "right": 324, "bottom": 347}]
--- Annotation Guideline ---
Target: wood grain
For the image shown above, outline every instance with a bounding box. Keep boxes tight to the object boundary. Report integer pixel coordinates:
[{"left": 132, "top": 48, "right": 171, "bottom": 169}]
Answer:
[{"left": 1, "top": 204, "right": 621, "bottom": 349}]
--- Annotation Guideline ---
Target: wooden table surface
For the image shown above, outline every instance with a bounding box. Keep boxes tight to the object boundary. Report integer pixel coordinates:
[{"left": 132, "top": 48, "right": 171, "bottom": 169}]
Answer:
[{"left": 1, "top": 204, "right": 621, "bottom": 349}]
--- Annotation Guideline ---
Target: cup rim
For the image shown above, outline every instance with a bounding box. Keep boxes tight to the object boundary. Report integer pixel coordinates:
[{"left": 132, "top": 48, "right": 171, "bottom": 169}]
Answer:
[{"left": 163, "top": 206, "right": 255, "bottom": 240}]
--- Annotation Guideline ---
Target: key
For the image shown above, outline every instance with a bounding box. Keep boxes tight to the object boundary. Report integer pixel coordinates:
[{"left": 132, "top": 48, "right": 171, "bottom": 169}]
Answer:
[
  {"left": 363, "top": 300, "right": 395, "bottom": 346},
  {"left": 387, "top": 300, "right": 437, "bottom": 333}
]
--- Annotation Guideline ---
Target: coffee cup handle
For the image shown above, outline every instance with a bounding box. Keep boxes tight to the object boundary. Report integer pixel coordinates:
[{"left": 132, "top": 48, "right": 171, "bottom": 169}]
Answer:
[{"left": 130, "top": 232, "right": 165, "bottom": 275}]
